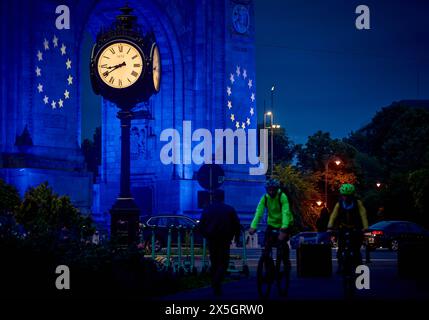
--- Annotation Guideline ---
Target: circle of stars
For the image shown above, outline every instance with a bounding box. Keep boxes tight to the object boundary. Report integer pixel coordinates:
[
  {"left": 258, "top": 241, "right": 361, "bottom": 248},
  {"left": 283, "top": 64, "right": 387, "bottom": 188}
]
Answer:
[
  {"left": 226, "top": 65, "right": 255, "bottom": 129},
  {"left": 35, "top": 35, "right": 73, "bottom": 110}
]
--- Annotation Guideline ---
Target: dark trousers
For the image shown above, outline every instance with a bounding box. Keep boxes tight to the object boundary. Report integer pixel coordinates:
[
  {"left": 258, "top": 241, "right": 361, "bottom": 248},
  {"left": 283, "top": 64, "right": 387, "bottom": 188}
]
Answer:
[
  {"left": 207, "top": 239, "right": 231, "bottom": 293},
  {"left": 336, "top": 229, "right": 363, "bottom": 271},
  {"left": 263, "top": 226, "right": 290, "bottom": 264}
]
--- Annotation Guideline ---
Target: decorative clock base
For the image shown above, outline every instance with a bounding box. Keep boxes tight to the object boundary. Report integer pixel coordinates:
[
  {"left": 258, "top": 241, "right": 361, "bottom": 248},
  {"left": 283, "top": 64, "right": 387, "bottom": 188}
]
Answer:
[{"left": 110, "top": 197, "right": 140, "bottom": 246}]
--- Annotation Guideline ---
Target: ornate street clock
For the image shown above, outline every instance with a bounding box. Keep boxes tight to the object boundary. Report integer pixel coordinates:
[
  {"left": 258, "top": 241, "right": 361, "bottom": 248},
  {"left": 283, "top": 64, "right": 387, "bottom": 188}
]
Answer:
[
  {"left": 89, "top": 5, "right": 161, "bottom": 246},
  {"left": 90, "top": 5, "right": 161, "bottom": 107}
]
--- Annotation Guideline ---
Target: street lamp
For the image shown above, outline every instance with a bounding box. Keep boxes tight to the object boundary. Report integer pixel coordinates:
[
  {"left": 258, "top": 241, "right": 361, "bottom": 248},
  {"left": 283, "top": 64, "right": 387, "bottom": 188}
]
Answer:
[
  {"left": 264, "top": 111, "right": 274, "bottom": 177},
  {"left": 376, "top": 182, "right": 382, "bottom": 188},
  {"left": 324, "top": 157, "right": 341, "bottom": 209},
  {"left": 316, "top": 200, "right": 323, "bottom": 207},
  {"left": 271, "top": 85, "right": 275, "bottom": 115}
]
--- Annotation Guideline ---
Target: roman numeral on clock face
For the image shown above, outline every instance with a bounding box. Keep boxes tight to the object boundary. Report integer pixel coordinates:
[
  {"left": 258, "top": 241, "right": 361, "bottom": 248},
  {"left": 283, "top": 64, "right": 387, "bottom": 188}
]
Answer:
[
  {"left": 131, "top": 71, "right": 138, "bottom": 77},
  {"left": 118, "top": 79, "right": 122, "bottom": 87},
  {"left": 118, "top": 44, "right": 123, "bottom": 53},
  {"left": 110, "top": 48, "right": 115, "bottom": 54},
  {"left": 109, "top": 77, "right": 114, "bottom": 84},
  {"left": 134, "top": 64, "right": 141, "bottom": 68}
]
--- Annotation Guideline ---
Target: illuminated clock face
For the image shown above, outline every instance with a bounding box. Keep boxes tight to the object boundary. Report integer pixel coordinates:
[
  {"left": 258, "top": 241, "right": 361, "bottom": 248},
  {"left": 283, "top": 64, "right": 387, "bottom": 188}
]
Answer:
[
  {"left": 97, "top": 42, "right": 143, "bottom": 89},
  {"left": 151, "top": 44, "right": 161, "bottom": 92}
]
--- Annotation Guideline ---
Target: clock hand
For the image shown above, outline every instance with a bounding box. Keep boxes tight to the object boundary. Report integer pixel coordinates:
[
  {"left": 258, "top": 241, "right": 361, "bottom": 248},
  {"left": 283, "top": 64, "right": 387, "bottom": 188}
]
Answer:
[
  {"left": 103, "top": 62, "right": 126, "bottom": 76},
  {"left": 100, "top": 62, "right": 125, "bottom": 69},
  {"left": 107, "top": 62, "right": 126, "bottom": 69}
]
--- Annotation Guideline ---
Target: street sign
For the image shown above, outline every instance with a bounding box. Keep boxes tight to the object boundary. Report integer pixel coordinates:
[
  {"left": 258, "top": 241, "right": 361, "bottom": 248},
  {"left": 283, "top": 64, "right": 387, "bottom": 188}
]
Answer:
[{"left": 197, "top": 164, "right": 225, "bottom": 190}]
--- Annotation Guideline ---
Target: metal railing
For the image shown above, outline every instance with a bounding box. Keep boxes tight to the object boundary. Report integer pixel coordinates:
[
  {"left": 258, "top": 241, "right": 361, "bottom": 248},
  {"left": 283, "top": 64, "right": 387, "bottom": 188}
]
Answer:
[{"left": 140, "top": 224, "right": 249, "bottom": 277}]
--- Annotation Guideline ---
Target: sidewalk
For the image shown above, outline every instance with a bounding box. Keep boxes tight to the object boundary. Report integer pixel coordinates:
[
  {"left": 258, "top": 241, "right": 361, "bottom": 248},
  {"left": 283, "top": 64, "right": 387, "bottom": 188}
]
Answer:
[{"left": 162, "top": 261, "right": 429, "bottom": 300}]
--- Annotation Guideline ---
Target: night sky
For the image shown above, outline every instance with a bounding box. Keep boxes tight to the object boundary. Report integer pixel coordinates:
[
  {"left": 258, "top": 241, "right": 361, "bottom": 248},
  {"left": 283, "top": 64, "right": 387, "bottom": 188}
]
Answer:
[
  {"left": 255, "top": 0, "right": 429, "bottom": 144},
  {"left": 81, "top": 0, "right": 429, "bottom": 144}
]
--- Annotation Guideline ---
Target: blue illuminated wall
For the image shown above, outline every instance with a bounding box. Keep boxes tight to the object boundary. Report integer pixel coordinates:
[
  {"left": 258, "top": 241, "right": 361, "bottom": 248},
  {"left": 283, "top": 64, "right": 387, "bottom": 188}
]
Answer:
[
  {"left": 0, "top": 0, "right": 93, "bottom": 212},
  {"left": 0, "top": 0, "right": 264, "bottom": 228}
]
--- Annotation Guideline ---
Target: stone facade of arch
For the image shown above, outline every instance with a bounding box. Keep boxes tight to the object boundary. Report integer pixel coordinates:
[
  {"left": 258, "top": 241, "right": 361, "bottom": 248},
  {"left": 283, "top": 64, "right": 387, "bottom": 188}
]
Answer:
[{"left": 0, "top": 0, "right": 263, "bottom": 227}]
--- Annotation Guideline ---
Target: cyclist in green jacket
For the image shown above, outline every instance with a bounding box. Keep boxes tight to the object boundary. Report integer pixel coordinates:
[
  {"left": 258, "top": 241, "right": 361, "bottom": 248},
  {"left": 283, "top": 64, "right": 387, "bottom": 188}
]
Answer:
[
  {"left": 249, "top": 178, "right": 294, "bottom": 238},
  {"left": 249, "top": 179, "right": 293, "bottom": 268},
  {"left": 327, "top": 183, "right": 369, "bottom": 273}
]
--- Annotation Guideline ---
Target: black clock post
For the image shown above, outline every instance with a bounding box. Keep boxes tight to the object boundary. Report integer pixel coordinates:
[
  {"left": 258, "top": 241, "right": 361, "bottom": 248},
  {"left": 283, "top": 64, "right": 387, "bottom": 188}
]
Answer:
[
  {"left": 109, "top": 108, "right": 140, "bottom": 246},
  {"left": 90, "top": 5, "right": 161, "bottom": 246}
]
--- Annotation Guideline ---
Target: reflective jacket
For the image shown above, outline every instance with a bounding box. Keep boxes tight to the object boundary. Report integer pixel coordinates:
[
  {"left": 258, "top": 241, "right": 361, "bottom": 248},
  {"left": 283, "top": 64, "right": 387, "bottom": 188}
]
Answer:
[
  {"left": 328, "top": 198, "right": 369, "bottom": 230},
  {"left": 250, "top": 190, "right": 293, "bottom": 229}
]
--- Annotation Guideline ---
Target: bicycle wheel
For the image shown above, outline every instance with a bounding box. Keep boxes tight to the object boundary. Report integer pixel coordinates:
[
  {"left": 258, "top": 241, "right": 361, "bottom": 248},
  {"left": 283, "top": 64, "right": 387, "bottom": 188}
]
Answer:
[
  {"left": 343, "top": 274, "right": 355, "bottom": 299},
  {"left": 276, "top": 256, "right": 291, "bottom": 297},
  {"left": 257, "top": 256, "right": 275, "bottom": 298},
  {"left": 342, "top": 252, "right": 355, "bottom": 299}
]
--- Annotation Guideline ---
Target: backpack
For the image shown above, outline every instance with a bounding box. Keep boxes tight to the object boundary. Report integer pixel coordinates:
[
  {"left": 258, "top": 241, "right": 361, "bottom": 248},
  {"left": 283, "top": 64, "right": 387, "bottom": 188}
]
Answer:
[
  {"left": 264, "top": 188, "right": 300, "bottom": 229},
  {"left": 264, "top": 191, "right": 284, "bottom": 210}
]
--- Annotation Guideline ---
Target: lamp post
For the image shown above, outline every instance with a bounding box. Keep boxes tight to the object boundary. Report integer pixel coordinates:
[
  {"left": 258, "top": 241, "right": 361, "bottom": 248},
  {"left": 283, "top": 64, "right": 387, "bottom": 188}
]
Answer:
[
  {"left": 324, "top": 157, "right": 341, "bottom": 209},
  {"left": 264, "top": 111, "right": 274, "bottom": 177},
  {"left": 271, "top": 85, "right": 275, "bottom": 114}
]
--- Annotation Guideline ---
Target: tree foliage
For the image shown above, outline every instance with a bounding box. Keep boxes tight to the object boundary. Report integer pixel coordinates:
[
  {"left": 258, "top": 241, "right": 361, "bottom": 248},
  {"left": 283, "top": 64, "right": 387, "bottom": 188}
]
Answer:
[
  {"left": 14, "top": 182, "right": 94, "bottom": 239},
  {"left": 275, "top": 165, "right": 321, "bottom": 231},
  {"left": 272, "top": 128, "right": 296, "bottom": 165},
  {"left": 409, "top": 169, "right": 429, "bottom": 225},
  {"left": 0, "top": 179, "right": 20, "bottom": 215},
  {"left": 348, "top": 104, "right": 429, "bottom": 172},
  {"left": 347, "top": 104, "right": 429, "bottom": 225},
  {"left": 296, "top": 131, "right": 358, "bottom": 172},
  {"left": 295, "top": 131, "right": 358, "bottom": 209}
]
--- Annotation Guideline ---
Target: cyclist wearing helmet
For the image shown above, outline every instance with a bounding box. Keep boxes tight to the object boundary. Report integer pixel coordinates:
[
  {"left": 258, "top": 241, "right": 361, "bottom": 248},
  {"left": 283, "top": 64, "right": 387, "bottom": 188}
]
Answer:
[
  {"left": 249, "top": 178, "right": 293, "bottom": 254},
  {"left": 328, "top": 183, "right": 368, "bottom": 273}
]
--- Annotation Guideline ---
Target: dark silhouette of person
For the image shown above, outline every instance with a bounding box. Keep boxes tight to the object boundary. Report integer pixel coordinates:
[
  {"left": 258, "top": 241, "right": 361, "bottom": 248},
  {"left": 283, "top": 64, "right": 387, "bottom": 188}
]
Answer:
[
  {"left": 198, "top": 189, "right": 241, "bottom": 296},
  {"left": 316, "top": 207, "right": 330, "bottom": 232}
]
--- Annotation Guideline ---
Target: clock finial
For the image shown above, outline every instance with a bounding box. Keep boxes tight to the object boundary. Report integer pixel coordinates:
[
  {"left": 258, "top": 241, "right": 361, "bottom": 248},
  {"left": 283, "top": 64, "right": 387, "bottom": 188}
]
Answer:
[{"left": 116, "top": 4, "right": 137, "bottom": 30}]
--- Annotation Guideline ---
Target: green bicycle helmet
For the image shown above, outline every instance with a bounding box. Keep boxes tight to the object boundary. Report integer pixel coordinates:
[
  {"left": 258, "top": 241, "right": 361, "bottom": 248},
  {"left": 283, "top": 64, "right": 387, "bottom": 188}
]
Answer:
[{"left": 339, "top": 183, "right": 355, "bottom": 195}]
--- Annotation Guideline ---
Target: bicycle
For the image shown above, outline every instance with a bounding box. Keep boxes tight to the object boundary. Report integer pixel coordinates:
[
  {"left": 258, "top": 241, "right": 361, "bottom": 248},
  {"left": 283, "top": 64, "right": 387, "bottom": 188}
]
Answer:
[
  {"left": 256, "top": 228, "right": 291, "bottom": 298},
  {"left": 334, "top": 228, "right": 363, "bottom": 299}
]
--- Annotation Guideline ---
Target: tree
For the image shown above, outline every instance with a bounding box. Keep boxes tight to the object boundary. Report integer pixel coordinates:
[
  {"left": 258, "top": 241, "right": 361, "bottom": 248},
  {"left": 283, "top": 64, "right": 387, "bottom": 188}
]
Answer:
[
  {"left": 347, "top": 104, "right": 409, "bottom": 157},
  {"left": 295, "top": 131, "right": 358, "bottom": 209},
  {"left": 347, "top": 104, "right": 429, "bottom": 222},
  {"left": 296, "top": 131, "right": 358, "bottom": 173},
  {"left": 0, "top": 179, "right": 20, "bottom": 215},
  {"left": 272, "top": 127, "right": 295, "bottom": 165},
  {"left": 14, "top": 182, "right": 94, "bottom": 239},
  {"left": 257, "top": 124, "right": 295, "bottom": 165},
  {"left": 0, "top": 179, "right": 21, "bottom": 238},
  {"left": 381, "top": 108, "right": 429, "bottom": 172},
  {"left": 347, "top": 104, "right": 429, "bottom": 172},
  {"left": 275, "top": 165, "right": 321, "bottom": 231},
  {"left": 409, "top": 169, "right": 429, "bottom": 227},
  {"left": 296, "top": 131, "right": 335, "bottom": 172}
]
